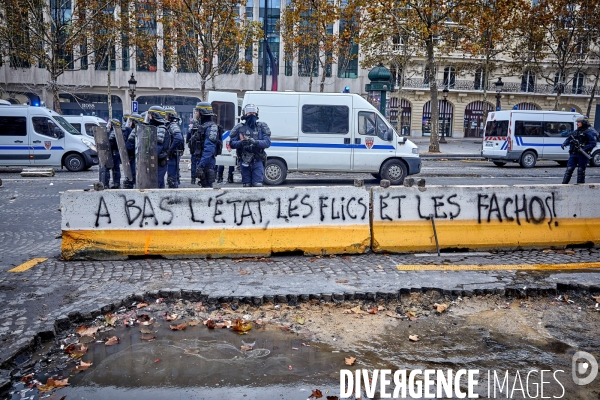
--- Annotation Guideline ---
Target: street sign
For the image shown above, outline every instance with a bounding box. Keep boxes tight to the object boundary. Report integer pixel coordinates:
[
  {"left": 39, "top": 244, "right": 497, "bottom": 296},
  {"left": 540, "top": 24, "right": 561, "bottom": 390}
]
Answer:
[{"left": 132, "top": 101, "right": 138, "bottom": 113}]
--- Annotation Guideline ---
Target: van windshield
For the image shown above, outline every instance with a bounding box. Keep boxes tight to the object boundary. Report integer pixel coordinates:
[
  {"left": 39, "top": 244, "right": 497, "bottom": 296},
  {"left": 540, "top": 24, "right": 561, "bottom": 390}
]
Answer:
[
  {"left": 54, "top": 116, "right": 81, "bottom": 135},
  {"left": 484, "top": 120, "right": 509, "bottom": 137}
]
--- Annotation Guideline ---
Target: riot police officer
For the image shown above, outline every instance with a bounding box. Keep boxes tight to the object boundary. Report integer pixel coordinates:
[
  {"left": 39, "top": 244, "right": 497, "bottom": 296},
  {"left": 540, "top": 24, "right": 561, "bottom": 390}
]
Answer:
[
  {"left": 230, "top": 104, "right": 271, "bottom": 187},
  {"left": 145, "top": 106, "right": 170, "bottom": 188},
  {"left": 164, "top": 107, "right": 184, "bottom": 188},
  {"left": 122, "top": 113, "right": 143, "bottom": 188},
  {"left": 188, "top": 102, "right": 219, "bottom": 188},
  {"left": 561, "top": 116, "right": 598, "bottom": 184},
  {"left": 99, "top": 118, "right": 122, "bottom": 189}
]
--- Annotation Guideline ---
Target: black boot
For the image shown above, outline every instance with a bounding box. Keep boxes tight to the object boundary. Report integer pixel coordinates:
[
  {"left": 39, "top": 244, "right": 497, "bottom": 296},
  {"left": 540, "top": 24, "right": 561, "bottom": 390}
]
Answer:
[
  {"left": 217, "top": 171, "right": 224, "bottom": 183},
  {"left": 562, "top": 167, "right": 575, "bottom": 184},
  {"left": 577, "top": 167, "right": 586, "bottom": 184},
  {"left": 227, "top": 172, "right": 234, "bottom": 183},
  {"left": 191, "top": 175, "right": 196, "bottom": 185}
]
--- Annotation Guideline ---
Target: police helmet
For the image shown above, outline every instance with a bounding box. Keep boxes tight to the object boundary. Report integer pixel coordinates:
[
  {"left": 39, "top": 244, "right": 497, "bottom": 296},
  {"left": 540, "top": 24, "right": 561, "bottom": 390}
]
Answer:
[
  {"left": 107, "top": 118, "right": 121, "bottom": 131},
  {"left": 195, "top": 102, "right": 215, "bottom": 117},
  {"left": 147, "top": 105, "right": 167, "bottom": 123},
  {"left": 164, "top": 106, "right": 178, "bottom": 121},
  {"left": 129, "top": 113, "right": 144, "bottom": 123},
  {"left": 122, "top": 113, "right": 130, "bottom": 125},
  {"left": 576, "top": 116, "right": 590, "bottom": 128},
  {"left": 243, "top": 103, "right": 259, "bottom": 116}
]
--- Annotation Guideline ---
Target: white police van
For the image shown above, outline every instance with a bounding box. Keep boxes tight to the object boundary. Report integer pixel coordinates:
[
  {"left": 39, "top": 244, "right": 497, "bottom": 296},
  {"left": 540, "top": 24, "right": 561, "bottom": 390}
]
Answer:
[
  {"left": 63, "top": 115, "right": 107, "bottom": 138},
  {"left": 0, "top": 106, "right": 98, "bottom": 171},
  {"left": 212, "top": 91, "right": 421, "bottom": 185},
  {"left": 482, "top": 110, "right": 600, "bottom": 168}
]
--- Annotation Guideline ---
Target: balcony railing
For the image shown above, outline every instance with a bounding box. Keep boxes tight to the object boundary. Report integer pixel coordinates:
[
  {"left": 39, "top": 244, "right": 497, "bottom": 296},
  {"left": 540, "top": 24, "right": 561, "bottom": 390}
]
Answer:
[{"left": 399, "top": 78, "right": 600, "bottom": 95}]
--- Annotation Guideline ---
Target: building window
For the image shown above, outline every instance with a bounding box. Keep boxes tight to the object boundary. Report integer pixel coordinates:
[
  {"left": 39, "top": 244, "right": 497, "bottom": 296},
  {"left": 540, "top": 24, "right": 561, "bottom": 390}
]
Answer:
[
  {"left": 258, "top": 0, "right": 280, "bottom": 76},
  {"left": 136, "top": 0, "right": 157, "bottom": 72},
  {"left": 553, "top": 71, "right": 565, "bottom": 93},
  {"left": 572, "top": 72, "right": 584, "bottom": 94},
  {"left": 521, "top": 70, "right": 536, "bottom": 92},
  {"left": 337, "top": 18, "right": 358, "bottom": 79},
  {"left": 443, "top": 67, "right": 456, "bottom": 89},
  {"left": 298, "top": 45, "right": 318, "bottom": 77},
  {"left": 474, "top": 68, "right": 485, "bottom": 90}
]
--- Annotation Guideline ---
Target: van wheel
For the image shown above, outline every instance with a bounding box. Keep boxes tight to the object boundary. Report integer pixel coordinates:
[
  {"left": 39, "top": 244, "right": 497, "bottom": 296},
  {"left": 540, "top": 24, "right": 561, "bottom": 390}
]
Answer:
[
  {"left": 65, "top": 154, "right": 85, "bottom": 172},
  {"left": 380, "top": 159, "right": 407, "bottom": 185},
  {"left": 492, "top": 161, "right": 506, "bottom": 167},
  {"left": 519, "top": 151, "right": 537, "bottom": 168},
  {"left": 264, "top": 159, "right": 287, "bottom": 185},
  {"left": 591, "top": 151, "right": 600, "bottom": 167}
]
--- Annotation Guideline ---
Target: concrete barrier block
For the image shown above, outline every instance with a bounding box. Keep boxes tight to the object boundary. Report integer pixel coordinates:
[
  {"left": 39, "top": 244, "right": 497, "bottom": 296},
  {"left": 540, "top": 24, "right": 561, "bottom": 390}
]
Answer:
[
  {"left": 61, "top": 187, "right": 371, "bottom": 260},
  {"left": 371, "top": 184, "right": 600, "bottom": 253}
]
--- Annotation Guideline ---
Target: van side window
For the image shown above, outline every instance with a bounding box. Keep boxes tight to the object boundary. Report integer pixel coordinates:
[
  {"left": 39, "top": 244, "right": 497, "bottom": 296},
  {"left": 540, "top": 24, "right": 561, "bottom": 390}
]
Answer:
[
  {"left": 358, "top": 111, "right": 390, "bottom": 141},
  {"left": 212, "top": 101, "right": 236, "bottom": 130},
  {"left": 515, "top": 120, "right": 543, "bottom": 137},
  {"left": 0, "top": 116, "right": 27, "bottom": 136},
  {"left": 84, "top": 124, "right": 96, "bottom": 136},
  {"left": 32, "top": 117, "right": 60, "bottom": 138},
  {"left": 544, "top": 122, "right": 573, "bottom": 137},
  {"left": 302, "top": 105, "right": 349, "bottom": 134},
  {"left": 71, "top": 123, "right": 82, "bottom": 133},
  {"left": 484, "top": 120, "right": 509, "bottom": 137}
]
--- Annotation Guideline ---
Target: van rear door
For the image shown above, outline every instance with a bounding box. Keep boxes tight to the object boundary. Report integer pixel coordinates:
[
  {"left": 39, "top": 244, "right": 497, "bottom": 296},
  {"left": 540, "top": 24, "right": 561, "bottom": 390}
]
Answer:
[
  {"left": 0, "top": 109, "right": 30, "bottom": 166},
  {"left": 298, "top": 94, "right": 352, "bottom": 171},
  {"left": 482, "top": 114, "right": 509, "bottom": 158}
]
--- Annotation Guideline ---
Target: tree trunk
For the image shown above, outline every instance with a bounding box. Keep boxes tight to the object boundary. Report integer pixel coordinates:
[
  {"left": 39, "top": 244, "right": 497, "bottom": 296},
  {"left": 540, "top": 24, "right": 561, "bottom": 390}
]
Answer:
[
  {"left": 319, "top": 60, "right": 326, "bottom": 93},
  {"left": 586, "top": 64, "right": 599, "bottom": 117},
  {"left": 482, "top": 55, "right": 490, "bottom": 124},
  {"left": 51, "top": 78, "right": 62, "bottom": 114},
  {"left": 554, "top": 83, "right": 563, "bottom": 111},
  {"left": 426, "top": 39, "right": 439, "bottom": 153}
]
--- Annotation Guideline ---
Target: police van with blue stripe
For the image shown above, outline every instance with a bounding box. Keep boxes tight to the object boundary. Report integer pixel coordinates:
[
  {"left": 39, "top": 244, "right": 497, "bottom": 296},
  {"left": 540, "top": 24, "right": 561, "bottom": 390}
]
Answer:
[
  {"left": 482, "top": 110, "right": 600, "bottom": 168},
  {"left": 0, "top": 105, "right": 98, "bottom": 171},
  {"left": 211, "top": 91, "right": 421, "bottom": 185}
]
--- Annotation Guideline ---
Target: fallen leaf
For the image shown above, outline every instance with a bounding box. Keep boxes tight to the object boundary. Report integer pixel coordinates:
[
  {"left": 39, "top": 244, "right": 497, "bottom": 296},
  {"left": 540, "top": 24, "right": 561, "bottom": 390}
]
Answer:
[
  {"left": 184, "top": 349, "right": 200, "bottom": 354},
  {"left": 238, "top": 270, "right": 251, "bottom": 275},
  {"left": 377, "top": 305, "right": 385, "bottom": 311},
  {"left": 76, "top": 325, "right": 99, "bottom": 337},
  {"left": 240, "top": 345, "right": 253, "bottom": 351},
  {"left": 232, "top": 318, "right": 252, "bottom": 332},
  {"left": 309, "top": 389, "right": 323, "bottom": 398},
  {"left": 64, "top": 343, "right": 88, "bottom": 358},
  {"left": 280, "top": 326, "right": 291, "bottom": 332},
  {"left": 295, "top": 315, "right": 305, "bottom": 325},
  {"left": 105, "top": 314, "right": 117, "bottom": 326},
  {"left": 140, "top": 334, "right": 156, "bottom": 340},
  {"left": 165, "top": 313, "right": 179, "bottom": 321},
  {"left": 376, "top": 265, "right": 383, "bottom": 269},
  {"left": 409, "top": 335, "right": 420, "bottom": 342},
  {"left": 137, "top": 314, "right": 151, "bottom": 321},
  {"left": 367, "top": 306, "right": 378, "bottom": 314},
  {"left": 136, "top": 302, "right": 149, "bottom": 309},
  {"left": 169, "top": 321, "right": 188, "bottom": 331},
  {"left": 344, "top": 357, "right": 356, "bottom": 366},
  {"left": 75, "top": 361, "right": 92, "bottom": 371},
  {"left": 350, "top": 306, "right": 365, "bottom": 314},
  {"left": 592, "top": 295, "right": 600, "bottom": 303},
  {"left": 188, "top": 320, "right": 200, "bottom": 326},
  {"left": 434, "top": 303, "right": 448, "bottom": 313},
  {"left": 105, "top": 336, "right": 119, "bottom": 346},
  {"left": 21, "top": 374, "right": 34, "bottom": 383},
  {"left": 140, "top": 327, "right": 154, "bottom": 334},
  {"left": 385, "top": 311, "right": 400, "bottom": 319},
  {"left": 37, "top": 378, "right": 69, "bottom": 393},
  {"left": 335, "top": 279, "right": 349, "bottom": 283}
]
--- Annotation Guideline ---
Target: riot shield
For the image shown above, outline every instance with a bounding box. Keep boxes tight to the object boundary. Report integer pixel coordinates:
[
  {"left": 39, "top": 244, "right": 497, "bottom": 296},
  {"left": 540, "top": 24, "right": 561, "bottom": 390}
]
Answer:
[
  {"left": 136, "top": 124, "right": 158, "bottom": 189},
  {"left": 93, "top": 125, "right": 113, "bottom": 169},
  {"left": 114, "top": 126, "right": 133, "bottom": 182}
]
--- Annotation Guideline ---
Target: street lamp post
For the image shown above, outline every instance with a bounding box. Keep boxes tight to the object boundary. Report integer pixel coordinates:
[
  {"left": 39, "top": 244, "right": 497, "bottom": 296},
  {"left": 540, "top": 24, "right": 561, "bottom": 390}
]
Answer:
[
  {"left": 494, "top": 77, "right": 504, "bottom": 111},
  {"left": 439, "top": 86, "right": 449, "bottom": 144},
  {"left": 128, "top": 73, "right": 137, "bottom": 103}
]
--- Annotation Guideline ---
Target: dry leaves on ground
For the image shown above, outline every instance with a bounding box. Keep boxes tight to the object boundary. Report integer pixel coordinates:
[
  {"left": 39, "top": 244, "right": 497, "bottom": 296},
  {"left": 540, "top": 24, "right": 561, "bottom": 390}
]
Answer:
[
  {"left": 309, "top": 389, "right": 323, "bottom": 398},
  {"left": 385, "top": 311, "right": 400, "bottom": 319},
  {"left": 592, "top": 295, "right": 600, "bottom": 303},
  {"left": 434, "top": 303, "right": 448, "bottom": 313},
  {"left": 188, "top": 320, "right": 201, "bottom": 326},
  {"left": 295, "top": 315, "right": 305, "bottom": 325},
  {"left": 75, "top": 361, "right": 92, "bottom": 372},
  {"left": 240, "top": 345, "right": 253, "bottom": 351},
  {"left": 169, "top": 321, "right": 188, "bottom": 331},
  {"left": 165, "top": 313, "right": 179, "bottom": 321},
  {"left": 344, "top": 357, "right": 356, "bottom": 366},
  {"left": 140, "top": 334, "right": 156, "bottom": 341},
  {"left": 335, "top": 279, "right": 349, "bottom": 283},
  {"left": 76, "top": 325, "right": 99, "bottom": 337},
  {"left": 184, "top": 349, "right": 199, "bottom": 355},
  {"left": 409, "top": 335, "right": 420, "bottom": 342},
  {"left": 37, "top": 378, "right": 69, "bottom": 393},
  {"left": 105, "top": 314, "right": 118, "bottom": 326},
  {"left": 367, "top": 306, "right": 378, "bottom": 314},
  {"left": 231, "top": 318, "right": 252, "bottom": 332},
  {"left": 238, "top": 270, "right": 251, "bottom": 275},
  {"left": 105, "top": 336, "right": 119, "bottom": 346},
  {"left": 136, "top": 302, "right": 149, "bottom": 309},
  {"left": 64, "top": 343, "right": 88, "bottom": 358}
]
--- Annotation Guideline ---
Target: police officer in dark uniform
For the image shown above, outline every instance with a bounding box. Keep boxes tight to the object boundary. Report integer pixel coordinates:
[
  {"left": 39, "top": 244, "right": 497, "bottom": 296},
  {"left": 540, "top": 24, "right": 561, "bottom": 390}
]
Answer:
[
  {"left": 229, "top": 104, "right": 271, "bottom": 187},
  {"left": 122, "top": 113, "right": 143, "bottom": 189},
  {"left": 188, "top": 102, "right": 219, "bottom": 188},
  {"left": 164, "top": 107, "right": 184, "bottom": 188},
  {"left": 145, "top": 106, "right": 170, "bottom": 188},
  {"left": 561, "top": 116, "right": 598, "bottom": 184},
  {"left": 100, "top": 118, "right": 122, "bottom": 189}
]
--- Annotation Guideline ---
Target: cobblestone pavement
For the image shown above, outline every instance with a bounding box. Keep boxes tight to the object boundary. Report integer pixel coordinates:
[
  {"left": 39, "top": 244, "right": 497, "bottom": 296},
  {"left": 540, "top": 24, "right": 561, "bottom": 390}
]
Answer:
[{"left": 1, "top": 165, "right": 600, "bottom": 371}]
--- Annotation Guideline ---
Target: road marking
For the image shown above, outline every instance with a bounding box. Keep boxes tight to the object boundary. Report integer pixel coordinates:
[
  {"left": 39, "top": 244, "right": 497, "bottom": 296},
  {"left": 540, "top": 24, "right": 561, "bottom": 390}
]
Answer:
[
  {"left": 8, "top": 258, "right": 48, "bottom": 273},
  {"left": 396, "top": 262, "right": 600, "bottom": 271}
]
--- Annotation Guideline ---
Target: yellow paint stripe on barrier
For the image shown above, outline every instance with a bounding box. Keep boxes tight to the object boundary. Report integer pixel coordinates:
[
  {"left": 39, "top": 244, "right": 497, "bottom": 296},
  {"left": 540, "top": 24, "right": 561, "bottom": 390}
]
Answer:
[
  {"left": 372, "top": 218, "right": 600, "bottom": 252},
  {"left": 396, "top": 262, "right": 600, "bottom": 271},
  {"left": 61, "top": 226, "right": 371, "bottom": 259},
  {"left": 8, "top": 258, "right": 48, "bottom": 273}
]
